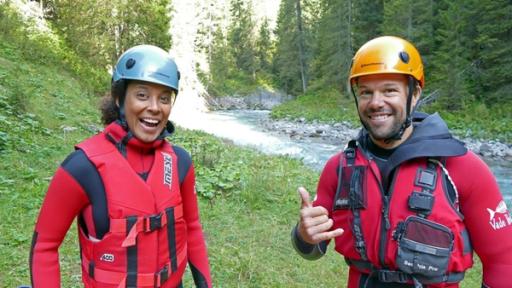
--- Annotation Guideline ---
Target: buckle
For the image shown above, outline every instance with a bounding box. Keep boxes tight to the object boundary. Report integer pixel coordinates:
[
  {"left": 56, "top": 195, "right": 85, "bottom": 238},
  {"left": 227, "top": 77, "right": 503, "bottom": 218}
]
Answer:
[
  {"left": 377, "top": 270, "right": 410, "bottom": 283},
  {"left": 155, "top": 265, "right": 169, "bottom": 287},
  {"left": 345, "top": 148, "right": 355, "bottom": 159},
  {"left": 146, "top": 213, "right": 163, "bottom": 232}
]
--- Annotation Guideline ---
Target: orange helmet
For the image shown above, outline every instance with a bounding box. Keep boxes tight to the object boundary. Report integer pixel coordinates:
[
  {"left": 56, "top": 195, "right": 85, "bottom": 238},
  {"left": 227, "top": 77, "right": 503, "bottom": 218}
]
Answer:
[{"left": 349, "top": 36, "right": 424, "bottom": 87}]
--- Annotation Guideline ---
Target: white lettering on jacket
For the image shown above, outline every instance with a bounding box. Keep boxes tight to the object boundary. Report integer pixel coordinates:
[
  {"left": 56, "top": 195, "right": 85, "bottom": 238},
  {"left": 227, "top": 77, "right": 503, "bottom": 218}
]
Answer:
[
  {"left": 162, "top": 152, "right": 172, "bottom": 186},
  {"left": 487, "top": 201, "right": 512, "bottom": 230}
]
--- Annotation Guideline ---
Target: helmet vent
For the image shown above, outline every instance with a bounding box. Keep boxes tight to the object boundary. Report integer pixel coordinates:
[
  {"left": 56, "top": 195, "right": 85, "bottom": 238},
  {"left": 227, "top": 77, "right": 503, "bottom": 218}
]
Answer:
[
  {"left": 399, "top": 51, "right": 410, "bottom": 64},
  {"left": 125, "top": 58, "right": 136, "bottom": 69}
]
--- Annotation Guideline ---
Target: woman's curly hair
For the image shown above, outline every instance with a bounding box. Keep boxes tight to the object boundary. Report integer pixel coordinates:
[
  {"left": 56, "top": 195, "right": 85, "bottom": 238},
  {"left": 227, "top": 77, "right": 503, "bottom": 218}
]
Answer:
[{"left": 100, "top": 80, "right": 126, "bottom": 125}]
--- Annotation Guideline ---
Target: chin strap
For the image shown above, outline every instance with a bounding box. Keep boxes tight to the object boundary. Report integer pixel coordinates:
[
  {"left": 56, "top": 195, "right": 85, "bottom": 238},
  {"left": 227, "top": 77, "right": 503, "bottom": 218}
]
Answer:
[{"left": 383, "top": 76, "right": 418, "bottom": 144}]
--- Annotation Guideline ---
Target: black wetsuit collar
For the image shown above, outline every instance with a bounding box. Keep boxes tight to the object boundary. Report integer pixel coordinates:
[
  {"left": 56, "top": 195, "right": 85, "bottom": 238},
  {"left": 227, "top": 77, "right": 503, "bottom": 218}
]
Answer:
[{"left": 358, "top": 112, "right": 467, "bottom": 182}]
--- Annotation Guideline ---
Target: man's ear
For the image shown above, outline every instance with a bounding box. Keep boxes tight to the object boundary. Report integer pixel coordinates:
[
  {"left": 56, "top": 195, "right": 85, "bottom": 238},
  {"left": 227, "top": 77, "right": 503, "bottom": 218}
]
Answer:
[{"left": 412, "top": 85, "right": 422, "bottom": 106}]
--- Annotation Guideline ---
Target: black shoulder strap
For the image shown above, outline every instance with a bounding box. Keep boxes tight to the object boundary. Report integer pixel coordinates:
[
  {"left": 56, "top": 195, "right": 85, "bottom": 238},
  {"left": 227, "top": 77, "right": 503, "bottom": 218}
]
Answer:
[{"left": 172, "top": 145, "right": 192, "bottom": 185}]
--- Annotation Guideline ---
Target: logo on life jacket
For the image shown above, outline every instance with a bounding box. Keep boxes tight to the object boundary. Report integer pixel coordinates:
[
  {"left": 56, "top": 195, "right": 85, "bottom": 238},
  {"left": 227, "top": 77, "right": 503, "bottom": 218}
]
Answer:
[
  {"left": 487, "top": 200, "right": 512, "bottom": 230},
  {"left": 100, "top": 253, "right": 115, "bottom": 263},
  {"left": 162, "top": 152, "right": 172, "bottom": 186}
]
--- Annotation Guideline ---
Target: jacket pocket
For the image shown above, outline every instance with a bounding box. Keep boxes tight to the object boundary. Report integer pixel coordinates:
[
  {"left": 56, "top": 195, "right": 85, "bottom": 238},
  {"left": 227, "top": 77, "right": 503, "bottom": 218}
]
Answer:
[
  {"left": 395, "top": 216, "right": 453, "bottom": 277},
  {"left": 333, "top": 165, "right": 367, "bottom": 210}
]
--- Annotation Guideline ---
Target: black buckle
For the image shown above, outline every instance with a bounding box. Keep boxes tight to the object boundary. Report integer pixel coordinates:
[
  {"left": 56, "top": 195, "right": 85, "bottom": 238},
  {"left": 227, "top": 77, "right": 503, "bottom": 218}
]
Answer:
[
  {"left": 147, "top": 213, "right": 163, "bottom": 231},
  {"left": 408, "top": 191, "right": 435, "bottom": 214},
  {"left": 345, "top": 148, "right": 355, "bottom": 159},
  {"left": 377, "top": 270, "right": 410, "bottom": 283},
  {"left": 415, "top": 168, "right": 437, "bottom": 190},
  {"left": 155, "top": 265, "right": 169, "bottom": 287}
]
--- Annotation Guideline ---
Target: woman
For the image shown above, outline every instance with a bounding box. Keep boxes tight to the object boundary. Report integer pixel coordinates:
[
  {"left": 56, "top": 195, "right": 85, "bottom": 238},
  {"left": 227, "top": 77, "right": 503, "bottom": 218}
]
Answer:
[{"left": 30, "top": 45, "right": 212, "bottom": 288}]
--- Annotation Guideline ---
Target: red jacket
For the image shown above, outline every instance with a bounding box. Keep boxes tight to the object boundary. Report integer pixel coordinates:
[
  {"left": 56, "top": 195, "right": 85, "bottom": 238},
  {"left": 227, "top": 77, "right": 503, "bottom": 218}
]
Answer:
[
  {"left": 294, "top": 113, "right": 512, "bottom": 287},
  {"left": 329, "top": 144, "right": 472, "bottom": 286},
  {"left": 30, "top": 122, "right": 211, "bottom": 287}
]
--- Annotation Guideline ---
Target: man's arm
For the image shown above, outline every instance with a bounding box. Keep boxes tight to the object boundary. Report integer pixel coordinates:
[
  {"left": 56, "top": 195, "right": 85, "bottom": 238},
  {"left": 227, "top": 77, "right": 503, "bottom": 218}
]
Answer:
[
  {"left": 448, "top": 152, "right": 512, "bottom": 287},
  {"left": 291, "top": 154, "right": 344, "bottom": 260}
]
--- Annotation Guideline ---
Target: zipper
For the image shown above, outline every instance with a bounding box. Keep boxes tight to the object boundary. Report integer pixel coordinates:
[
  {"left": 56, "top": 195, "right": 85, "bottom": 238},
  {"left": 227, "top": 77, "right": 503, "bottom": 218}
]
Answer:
[{"left": 368, "top": 157, "right": 399, "bottom": 268}]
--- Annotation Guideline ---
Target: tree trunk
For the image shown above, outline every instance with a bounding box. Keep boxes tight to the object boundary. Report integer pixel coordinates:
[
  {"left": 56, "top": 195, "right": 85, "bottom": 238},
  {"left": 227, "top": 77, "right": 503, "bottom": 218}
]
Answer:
[{"left": 296, "top": 0, "right": 307, "bottom": 93}]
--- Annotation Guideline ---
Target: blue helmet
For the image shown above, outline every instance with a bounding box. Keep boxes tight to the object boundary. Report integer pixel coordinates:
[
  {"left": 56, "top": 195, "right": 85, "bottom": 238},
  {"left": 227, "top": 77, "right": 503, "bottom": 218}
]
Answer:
[{"left": 112, "top": 45, "right": 180, "bottom": 92}]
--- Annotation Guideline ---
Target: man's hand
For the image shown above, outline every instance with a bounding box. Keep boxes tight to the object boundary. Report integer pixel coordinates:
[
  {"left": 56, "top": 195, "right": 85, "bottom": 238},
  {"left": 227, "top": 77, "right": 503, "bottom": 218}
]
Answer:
[{"left": 297, "top": 187, "right": 344, "bottom": 244}]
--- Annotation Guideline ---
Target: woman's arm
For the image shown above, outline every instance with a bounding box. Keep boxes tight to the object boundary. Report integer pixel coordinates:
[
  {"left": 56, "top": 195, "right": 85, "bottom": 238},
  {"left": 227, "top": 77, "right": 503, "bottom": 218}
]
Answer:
[{"left": 30, "top": 152, "right": 90, "bottom": 287}]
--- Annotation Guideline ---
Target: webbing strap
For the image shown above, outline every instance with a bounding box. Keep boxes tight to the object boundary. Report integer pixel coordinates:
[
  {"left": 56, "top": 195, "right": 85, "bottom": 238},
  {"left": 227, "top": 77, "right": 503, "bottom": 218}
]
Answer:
[
  {"left": 107, "top": 205, "right": 183, "bottom": 248},
  {"left": 126, "top": 216, "right": 138, "bottom": 287},
  {"left": 166, "top": 207, "right": 178, "bottom": 272},
  {"left": 347, "top": 258, "right": 465, "bottom": 284},
  {"left": 83, "top": 248, "right": 187, "bottom": 287},
  {"left": 344, "top": 141, "right": 368, "bottom": 261}
]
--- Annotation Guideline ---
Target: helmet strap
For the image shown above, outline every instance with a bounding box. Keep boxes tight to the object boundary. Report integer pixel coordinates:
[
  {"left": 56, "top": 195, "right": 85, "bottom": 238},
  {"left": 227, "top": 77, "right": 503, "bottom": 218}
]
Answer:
[
  {"left": 350, "top": 83, "right": 371, "bottom": 132},
  {"left": 112, "top": 79, "right": 129, "bottom": 130},
  {"left": 384, "top": 76, "right": 416, "bottom": 143}
]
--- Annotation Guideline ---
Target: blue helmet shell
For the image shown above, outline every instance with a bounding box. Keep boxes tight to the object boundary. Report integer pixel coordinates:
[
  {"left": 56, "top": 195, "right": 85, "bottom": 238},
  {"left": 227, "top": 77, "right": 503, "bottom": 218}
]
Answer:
[{"left": 112, "top": 45, "right": 179, "bottom": 92}]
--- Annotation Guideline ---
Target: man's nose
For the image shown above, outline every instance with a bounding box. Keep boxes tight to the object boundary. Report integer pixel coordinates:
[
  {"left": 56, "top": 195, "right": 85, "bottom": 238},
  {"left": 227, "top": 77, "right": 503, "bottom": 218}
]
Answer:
[{"left": 367, "top": 91, "right": 385, "bottom": 107}]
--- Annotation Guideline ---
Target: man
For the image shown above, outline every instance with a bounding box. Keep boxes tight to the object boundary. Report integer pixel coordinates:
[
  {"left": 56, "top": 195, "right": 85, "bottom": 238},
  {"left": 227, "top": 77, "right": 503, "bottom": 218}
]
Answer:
[{"left": 291, "top": 36, "right": 512, "bottom": 287}]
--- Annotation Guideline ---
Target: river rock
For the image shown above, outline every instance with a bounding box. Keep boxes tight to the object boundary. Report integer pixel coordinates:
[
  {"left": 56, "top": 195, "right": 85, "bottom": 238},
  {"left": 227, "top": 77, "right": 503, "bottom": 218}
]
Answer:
[{"left": 260, "top": 115, "right": 511, "bottom": 161}]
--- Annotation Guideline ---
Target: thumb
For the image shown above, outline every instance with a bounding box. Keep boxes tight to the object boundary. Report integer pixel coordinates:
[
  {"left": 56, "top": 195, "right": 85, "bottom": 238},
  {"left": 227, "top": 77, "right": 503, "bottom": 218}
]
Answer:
[{"left": 298, "top": 187, "right": 312, "bottom": 208}]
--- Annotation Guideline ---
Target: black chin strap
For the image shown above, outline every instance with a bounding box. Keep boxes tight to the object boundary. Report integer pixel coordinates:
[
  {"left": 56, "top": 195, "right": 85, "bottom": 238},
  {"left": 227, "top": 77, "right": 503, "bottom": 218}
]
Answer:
[{"left": 383, "top": 76, "right": 417, "bottom": 143}]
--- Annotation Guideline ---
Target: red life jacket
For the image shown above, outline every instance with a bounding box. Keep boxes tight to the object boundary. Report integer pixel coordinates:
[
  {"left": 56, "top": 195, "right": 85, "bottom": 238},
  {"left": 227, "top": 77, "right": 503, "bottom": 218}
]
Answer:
[
  {"left": 331, "top": 142, "right": 473, "bottom": 285},
  {"left": 76, "top": 132, "right": 187, "bottom": 288}
]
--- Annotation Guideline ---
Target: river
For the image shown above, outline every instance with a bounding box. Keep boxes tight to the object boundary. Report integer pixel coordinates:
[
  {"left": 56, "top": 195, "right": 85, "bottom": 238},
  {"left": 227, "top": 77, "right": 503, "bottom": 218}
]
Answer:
[{"left": 172, "top": 109, "right": 512, "bottom": 203}]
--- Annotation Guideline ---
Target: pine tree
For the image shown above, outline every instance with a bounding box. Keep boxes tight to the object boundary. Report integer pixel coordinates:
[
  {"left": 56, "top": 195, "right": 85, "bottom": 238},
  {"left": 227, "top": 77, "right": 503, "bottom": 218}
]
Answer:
[
  {"left": 227, "top": 0, "right": 257, "bottom": 79},
  {"left": 310, "top": 0, "right": 352, "bottom": 92},
  {"left": 256, "top": 17, "right": 273, "bottom": 75},
  {"left": 352, "top": 0, "right": 383, "bottom": 50},
  {"left": 472, "top": 0, "right": 512, "bottom": 105},
  {"left": 431, "top": 0, "right": 476, "bottom": 110},
  {"left": 208, "top": 27, "right": 236, "bottom": 96},
  {"left": 273, "top": 0, "right": 315, "bottom": 95},
  {"left": 382, "top": 0, "right": 437, "bottom": 69}
]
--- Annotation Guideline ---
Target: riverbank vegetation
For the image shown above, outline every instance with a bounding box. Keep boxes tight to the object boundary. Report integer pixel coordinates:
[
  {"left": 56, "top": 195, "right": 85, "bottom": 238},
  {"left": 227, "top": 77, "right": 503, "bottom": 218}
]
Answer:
[
  {"left": 0, "top": 2, "right": 487, "bottom": 287},
  {"left": 200, "top": 0, "right": 512, "bottom": 142}
]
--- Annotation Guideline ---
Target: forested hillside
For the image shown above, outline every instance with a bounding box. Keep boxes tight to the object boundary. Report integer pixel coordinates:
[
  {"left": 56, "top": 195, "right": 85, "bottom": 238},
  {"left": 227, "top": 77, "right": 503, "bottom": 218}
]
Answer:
[{"left": 201, "top": 0, "right": 512, "bottom": 141}]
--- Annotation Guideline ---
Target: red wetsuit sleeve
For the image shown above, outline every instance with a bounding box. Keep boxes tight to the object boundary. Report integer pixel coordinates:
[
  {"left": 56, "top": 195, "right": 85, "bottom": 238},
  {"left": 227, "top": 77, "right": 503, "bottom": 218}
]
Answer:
[
  {"left": 180, "top": 164, "right": 212, "bottom": 287},
  {"left": 448, "top": 152, "right": 512, "bottom": 287},
  {"left": 30, "top": 167, "right": 89, "bottom": 288}
]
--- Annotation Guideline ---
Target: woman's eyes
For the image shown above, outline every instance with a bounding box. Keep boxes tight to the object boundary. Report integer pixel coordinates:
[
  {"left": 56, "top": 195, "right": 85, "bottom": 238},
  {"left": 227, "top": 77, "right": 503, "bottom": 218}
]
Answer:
[
  {"left": 133, "top": 89, "right": 174, "bottom": 104},
  {"left": 136, "top": 92, "right": 148, "bottom": 99},
  {"left": 160, "top": 95, "right": 171, "bottom": 104}
]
